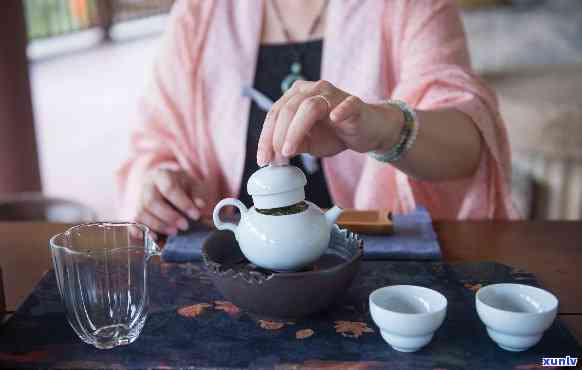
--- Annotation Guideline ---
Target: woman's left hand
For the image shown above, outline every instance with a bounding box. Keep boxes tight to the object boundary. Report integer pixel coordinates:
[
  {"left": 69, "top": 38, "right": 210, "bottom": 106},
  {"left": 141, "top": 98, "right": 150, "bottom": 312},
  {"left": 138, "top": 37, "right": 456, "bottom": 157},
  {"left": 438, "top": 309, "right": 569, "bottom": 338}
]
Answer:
[{"left": 257, "top": 80, "right": 404, "bottom": 166}]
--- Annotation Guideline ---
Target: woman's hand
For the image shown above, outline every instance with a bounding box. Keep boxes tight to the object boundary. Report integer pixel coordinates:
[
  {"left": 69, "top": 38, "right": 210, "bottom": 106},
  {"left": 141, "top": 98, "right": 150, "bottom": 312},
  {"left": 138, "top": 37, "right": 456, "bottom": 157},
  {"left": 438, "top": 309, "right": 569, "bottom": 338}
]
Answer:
[
  {"left": 135, "top": 168, "right": 207, "bottom": 238},
  {"left": 257, "top": 80, "right": 404, "bottom": 166}
]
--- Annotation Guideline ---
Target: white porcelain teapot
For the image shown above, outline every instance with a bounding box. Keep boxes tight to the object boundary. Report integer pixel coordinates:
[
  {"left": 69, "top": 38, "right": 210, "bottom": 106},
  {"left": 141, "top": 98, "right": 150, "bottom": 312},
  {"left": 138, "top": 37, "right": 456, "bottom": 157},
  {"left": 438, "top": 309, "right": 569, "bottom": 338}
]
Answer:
[{"left": 212, "top": 164, "right": 343, "bottom": 271}]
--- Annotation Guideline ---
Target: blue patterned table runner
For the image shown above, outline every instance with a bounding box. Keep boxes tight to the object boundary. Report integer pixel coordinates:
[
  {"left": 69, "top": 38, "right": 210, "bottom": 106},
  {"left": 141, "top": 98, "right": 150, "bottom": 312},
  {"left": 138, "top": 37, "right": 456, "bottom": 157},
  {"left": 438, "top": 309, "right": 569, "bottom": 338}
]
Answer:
[{"left": 0, "top": 261, "right": 579, "bottom": 369}]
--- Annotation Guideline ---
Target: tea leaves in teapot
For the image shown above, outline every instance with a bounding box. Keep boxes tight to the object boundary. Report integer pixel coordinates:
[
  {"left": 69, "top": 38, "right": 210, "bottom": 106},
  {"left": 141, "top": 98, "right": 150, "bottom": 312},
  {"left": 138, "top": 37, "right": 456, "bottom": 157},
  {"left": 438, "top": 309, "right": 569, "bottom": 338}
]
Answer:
[{"left": 256, "top": 201, "right": 308, "bottom": 216}]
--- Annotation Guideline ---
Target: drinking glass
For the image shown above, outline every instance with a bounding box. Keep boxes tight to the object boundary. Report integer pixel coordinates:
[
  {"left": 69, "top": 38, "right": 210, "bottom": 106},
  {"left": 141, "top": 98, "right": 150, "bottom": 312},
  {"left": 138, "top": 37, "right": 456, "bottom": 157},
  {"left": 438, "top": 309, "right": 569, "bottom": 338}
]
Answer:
[{"left": 49, "top": 222, "right": 160, "bottom": 349}]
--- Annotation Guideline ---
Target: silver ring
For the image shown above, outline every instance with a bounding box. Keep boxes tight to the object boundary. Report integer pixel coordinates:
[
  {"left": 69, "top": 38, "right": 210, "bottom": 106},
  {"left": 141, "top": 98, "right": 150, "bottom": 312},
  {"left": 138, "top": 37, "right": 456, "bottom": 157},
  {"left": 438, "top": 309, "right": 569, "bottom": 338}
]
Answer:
[{"left": 316, "top": 94, "right": 333, "bottom": 111}]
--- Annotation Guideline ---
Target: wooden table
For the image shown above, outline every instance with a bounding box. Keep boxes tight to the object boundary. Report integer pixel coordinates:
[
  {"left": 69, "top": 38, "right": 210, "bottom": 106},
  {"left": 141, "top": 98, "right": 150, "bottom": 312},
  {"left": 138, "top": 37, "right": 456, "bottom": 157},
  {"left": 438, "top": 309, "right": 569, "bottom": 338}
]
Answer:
[
  {"left": 0, "top": 222, "right": 71, "bottom": 313},
  {"left": 434, "top": 221, "right": 582, "bottom": 345},
  {"left": 0, "top": 221, "right": 581, "bottom": 343}
]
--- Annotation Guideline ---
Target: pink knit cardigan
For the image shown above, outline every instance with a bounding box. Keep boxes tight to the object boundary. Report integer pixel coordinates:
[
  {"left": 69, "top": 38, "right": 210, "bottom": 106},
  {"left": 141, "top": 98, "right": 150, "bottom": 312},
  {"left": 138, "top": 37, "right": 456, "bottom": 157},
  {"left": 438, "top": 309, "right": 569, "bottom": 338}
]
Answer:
[{"left": 118, "top": 0, "right": 516, "bottom": 220}]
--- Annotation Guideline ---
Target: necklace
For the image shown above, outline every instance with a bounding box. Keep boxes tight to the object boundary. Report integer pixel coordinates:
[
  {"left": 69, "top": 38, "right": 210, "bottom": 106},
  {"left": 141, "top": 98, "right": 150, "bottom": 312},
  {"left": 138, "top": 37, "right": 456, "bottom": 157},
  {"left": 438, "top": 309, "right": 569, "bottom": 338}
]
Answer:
[{"left": 271, "top": 0, "right": 329, "bottom": 93}]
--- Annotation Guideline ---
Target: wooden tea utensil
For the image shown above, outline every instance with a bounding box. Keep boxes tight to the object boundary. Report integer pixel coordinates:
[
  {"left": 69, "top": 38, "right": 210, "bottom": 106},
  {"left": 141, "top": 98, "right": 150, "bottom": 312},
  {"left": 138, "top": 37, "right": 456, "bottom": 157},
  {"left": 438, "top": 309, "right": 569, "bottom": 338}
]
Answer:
[{"left": 336, "top": 209, "right": 393, "bottom": 235}]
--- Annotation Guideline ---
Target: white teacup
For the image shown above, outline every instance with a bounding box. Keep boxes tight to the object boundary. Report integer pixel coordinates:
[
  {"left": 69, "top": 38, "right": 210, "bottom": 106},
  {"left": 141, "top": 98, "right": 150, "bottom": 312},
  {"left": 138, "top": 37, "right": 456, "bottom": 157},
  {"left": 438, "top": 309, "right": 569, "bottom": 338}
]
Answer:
[
  {"left": 369, "top": 285, "right": 447, "bottom": 352},
  {"left": 476, "top": 283, "right": 558, "bottom": 352}
]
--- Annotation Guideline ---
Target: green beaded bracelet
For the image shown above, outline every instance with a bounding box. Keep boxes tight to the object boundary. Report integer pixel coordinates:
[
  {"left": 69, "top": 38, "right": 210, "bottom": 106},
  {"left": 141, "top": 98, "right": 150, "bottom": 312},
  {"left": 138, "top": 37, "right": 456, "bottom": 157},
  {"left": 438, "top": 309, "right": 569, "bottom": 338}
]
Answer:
[{"left": 368, "top": 100, "right": 419, "bottom": 163}]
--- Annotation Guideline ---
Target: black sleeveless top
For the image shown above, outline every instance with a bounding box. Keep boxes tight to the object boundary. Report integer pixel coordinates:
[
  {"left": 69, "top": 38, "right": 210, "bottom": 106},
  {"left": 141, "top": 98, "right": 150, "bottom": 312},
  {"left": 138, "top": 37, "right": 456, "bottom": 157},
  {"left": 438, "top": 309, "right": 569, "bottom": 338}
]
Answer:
[{"left": 238, "top": 39, "right": 333, "bottom": 209}]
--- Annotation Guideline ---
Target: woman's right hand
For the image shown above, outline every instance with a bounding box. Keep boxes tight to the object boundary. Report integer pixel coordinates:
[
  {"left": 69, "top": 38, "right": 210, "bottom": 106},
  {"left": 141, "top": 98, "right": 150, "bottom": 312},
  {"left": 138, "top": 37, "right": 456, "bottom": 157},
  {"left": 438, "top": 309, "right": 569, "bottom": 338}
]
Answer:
[{"left": 136, "top": 168, "right": 207, "bottom": 238}]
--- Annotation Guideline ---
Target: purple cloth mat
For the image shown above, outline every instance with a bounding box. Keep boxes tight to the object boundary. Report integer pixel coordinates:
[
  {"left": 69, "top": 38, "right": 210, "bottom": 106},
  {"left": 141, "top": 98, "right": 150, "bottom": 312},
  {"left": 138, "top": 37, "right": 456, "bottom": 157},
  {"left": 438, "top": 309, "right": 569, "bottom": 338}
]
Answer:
[{"left": 162, "top": 207, "right": 441, "bottom": 262}]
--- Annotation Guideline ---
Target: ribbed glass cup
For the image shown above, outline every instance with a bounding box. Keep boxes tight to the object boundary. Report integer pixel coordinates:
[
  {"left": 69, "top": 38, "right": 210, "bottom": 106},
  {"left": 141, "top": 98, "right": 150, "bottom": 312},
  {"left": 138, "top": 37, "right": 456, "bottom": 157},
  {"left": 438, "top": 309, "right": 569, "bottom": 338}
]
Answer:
[{"left": 49, "top": 222, "right": 160, "bottom": 349}]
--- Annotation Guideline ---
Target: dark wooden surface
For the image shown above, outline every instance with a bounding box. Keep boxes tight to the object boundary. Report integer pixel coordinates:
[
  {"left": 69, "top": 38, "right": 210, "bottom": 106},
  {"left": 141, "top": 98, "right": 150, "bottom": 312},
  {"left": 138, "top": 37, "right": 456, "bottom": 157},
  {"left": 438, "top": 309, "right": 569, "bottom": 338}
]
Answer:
[
  {"left": 0, "top": 221, "right": 581, "bottom": 342},
  {"left": 435, "top": 221, "right": 582, "bottom": 314},
  {"left": 0, "top": 223, "right": 70, "bottom": 312}
]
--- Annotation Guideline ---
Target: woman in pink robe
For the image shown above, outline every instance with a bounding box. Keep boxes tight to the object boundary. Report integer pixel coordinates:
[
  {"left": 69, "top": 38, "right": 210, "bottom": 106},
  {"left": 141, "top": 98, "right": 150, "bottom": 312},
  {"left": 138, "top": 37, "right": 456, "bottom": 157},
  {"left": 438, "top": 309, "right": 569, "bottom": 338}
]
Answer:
[{"left": 118, "top": 0, "right": 516, "bottom": 237}]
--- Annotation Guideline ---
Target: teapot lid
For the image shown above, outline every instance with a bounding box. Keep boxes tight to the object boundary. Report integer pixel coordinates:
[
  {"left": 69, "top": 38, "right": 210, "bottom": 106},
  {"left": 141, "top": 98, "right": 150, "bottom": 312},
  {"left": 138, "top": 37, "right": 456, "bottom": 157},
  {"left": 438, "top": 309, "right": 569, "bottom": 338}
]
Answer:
[{"left": 247, "top": 165, "right": 307, "bottom": 209}]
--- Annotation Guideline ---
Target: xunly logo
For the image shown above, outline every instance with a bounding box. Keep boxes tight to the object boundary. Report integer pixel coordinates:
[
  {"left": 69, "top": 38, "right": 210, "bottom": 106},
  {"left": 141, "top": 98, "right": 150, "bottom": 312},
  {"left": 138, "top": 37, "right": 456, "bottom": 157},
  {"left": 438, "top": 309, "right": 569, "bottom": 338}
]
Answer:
[{"left": 542, "top": 356, "right": 578, "bottom": 367}]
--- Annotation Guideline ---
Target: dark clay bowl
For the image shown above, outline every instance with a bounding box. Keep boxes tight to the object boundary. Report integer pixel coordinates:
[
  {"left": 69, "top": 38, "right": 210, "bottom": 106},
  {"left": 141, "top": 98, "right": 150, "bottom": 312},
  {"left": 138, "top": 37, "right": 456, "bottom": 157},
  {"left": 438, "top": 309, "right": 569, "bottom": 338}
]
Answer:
[{"left": 202, "top": 226, "right": 363, "bottom": 320}]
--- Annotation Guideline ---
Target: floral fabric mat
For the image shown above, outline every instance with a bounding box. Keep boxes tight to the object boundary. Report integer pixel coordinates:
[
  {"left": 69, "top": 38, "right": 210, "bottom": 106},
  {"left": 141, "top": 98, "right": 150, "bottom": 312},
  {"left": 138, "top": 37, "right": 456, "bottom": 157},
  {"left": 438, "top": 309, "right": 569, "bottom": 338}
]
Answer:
[{"left": 0, "top": 261, "right": 579, "bottom": 369}]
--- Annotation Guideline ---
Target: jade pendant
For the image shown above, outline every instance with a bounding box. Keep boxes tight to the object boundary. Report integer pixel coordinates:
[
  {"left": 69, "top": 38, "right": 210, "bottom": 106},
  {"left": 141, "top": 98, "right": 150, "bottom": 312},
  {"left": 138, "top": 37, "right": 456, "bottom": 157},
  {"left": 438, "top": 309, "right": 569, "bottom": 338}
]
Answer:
[{"left": 281, "top": 62, "right": 306, "bottom": 93}]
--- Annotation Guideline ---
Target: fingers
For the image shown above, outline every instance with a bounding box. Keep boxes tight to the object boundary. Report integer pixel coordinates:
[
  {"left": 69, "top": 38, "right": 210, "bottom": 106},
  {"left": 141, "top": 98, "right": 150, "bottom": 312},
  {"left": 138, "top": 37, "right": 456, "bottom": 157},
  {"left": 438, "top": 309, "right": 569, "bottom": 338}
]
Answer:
[
  {"left": 257, "top": 110, "right": 277, "bottom": 166},
  {"left": 147, "top": 197, "right": 189, "bottom": 231},
  {"left": 257, "top": 84, "right": 300, "bottom": 166},
  {"left": 136, "top": 208, "right": 176, "bottom": 236},
  {"left": 128, "top": 224, "right": 148, "bottom": 241},
  {"left": 194, "top": 197, "right": 206, "bottom": 209},
  {"left": 283, "top": 95, "right": 330, "bottom": 157},
  {"left": 257, "top": 81, "right": 312, "bottom": 166},
  {"left": 274, "top": 92, "right": 312, "bottom": 155},
  {"left": 154, "top": 170, "right": 199, "bottom": 220},
  {"left": 257, "top": 80, "right": 353, "bottom": 162},
  {"left": 328, "top": 95, "right": 364, "bottom": 138},
  {"left": 141, "top": 180, "right": 188, "bottom": 233},
  {"left": 137, "top": 169, "right": 209, "bottom": 236},
  {"left": 330, "top": 95, "right": 363, "bottom": 124},
  {"left": 189, "top": 181, "right": 209, "bottom": 211}
]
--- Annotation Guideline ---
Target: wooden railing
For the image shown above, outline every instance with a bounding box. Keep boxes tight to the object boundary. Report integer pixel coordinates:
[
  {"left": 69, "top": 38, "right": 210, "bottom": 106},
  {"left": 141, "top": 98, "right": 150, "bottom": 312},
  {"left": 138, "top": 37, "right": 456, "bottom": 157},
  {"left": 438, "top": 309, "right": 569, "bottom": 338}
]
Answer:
[{"left": 24, "top": 0, "right": 174, "bottom": 41}]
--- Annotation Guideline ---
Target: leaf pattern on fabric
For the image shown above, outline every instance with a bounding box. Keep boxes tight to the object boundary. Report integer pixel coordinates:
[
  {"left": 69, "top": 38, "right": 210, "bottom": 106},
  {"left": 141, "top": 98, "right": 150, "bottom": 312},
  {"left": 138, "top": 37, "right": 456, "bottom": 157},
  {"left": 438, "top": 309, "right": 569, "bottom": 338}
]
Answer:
[
  {"left": 463, "top": 283, "right": 482, "bottom": 292},
  {"left": 296, "top": 329, "right": 315, "bottom": 339},
  {"left": 214, "top": 301, "right": 241, "bottom": 316},
  {"left": 258, "top": 320, "right": 286, "bottom": 330},
  {"left": 177, "top": 303, "right": 212, "bottom": 318},
  {"left": 276, "top": 360, "right": 388, "bottom": 369},
  {"left": 334, "top": 321, "right": 374, "bottom": 338},
  {"left": 3, "top": 260, "right": 575, "bottom": 368}
]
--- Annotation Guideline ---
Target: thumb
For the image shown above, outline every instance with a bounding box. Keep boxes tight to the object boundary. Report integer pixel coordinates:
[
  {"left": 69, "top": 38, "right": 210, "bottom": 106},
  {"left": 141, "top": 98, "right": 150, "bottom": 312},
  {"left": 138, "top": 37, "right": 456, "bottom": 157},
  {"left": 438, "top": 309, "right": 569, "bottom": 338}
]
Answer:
[{"left": 184, "top": 175, "right": 209, "bottom": 209}]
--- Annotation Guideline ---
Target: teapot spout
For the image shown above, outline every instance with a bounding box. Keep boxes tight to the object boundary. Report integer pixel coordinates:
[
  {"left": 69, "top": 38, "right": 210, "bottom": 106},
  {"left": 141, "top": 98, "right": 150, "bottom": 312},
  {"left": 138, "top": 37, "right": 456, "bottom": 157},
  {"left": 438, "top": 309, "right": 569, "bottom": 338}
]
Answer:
[{"left": 324, "top": 205, "right": 343, "bottom": 227}]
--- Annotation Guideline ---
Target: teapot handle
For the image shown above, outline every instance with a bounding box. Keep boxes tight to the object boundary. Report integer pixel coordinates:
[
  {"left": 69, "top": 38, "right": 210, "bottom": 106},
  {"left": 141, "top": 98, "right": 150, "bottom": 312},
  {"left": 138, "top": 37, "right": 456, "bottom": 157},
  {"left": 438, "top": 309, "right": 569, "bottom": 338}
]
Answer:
[{"left": 213, "top": 198, "right": 248, "bottom": 234}]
